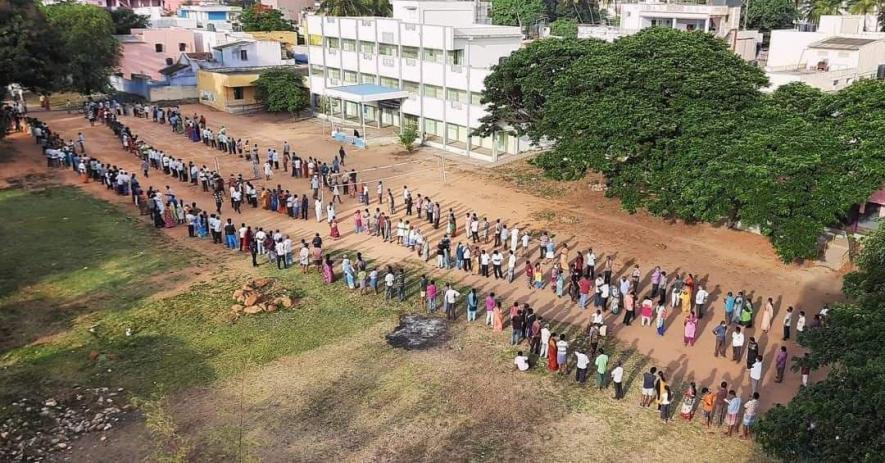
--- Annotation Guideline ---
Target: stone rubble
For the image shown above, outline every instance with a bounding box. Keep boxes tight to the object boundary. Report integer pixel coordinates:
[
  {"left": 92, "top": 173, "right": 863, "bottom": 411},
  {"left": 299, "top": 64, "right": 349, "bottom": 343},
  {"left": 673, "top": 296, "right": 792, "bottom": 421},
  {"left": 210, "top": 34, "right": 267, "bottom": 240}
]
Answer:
[
  {"left": 228, "top": 278, "right": 297, "bottom": 322},
  {"left": 0, "top": 387, "right": 131, "bottom": 462}
]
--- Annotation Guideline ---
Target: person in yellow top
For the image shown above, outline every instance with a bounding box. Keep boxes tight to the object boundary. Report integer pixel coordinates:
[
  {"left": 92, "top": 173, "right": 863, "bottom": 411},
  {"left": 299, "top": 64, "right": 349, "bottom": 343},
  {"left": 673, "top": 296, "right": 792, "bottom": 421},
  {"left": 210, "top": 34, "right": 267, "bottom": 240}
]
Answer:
[{"left": 681, "top": 288, "right": 693, "bottom": 316}]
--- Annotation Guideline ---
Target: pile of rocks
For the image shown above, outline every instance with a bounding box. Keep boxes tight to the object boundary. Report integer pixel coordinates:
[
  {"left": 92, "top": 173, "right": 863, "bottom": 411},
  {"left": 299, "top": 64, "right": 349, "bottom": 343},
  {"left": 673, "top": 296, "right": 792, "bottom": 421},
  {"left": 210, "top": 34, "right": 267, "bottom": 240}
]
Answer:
[
  {"left": 0, "top": 387, "right": 131, "bottom": 462},
  {"left": 229, "top": 278, "right": 296, "bottom": 319}
]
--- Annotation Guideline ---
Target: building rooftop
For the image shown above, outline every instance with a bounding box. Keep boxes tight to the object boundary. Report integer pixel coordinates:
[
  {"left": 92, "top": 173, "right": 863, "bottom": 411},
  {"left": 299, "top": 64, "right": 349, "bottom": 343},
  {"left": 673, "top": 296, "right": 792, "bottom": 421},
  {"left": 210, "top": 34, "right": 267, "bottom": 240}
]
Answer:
[
  {"left": 213, "top": 40, "right": 255, "bottom": 50},
  {"left": 116, "top": 34, "right": 143, "bottom": 43},
  {"left": 185, "top": 52, "right": 214, "bottom": 60},
  {"left": 159, "top": 63, "right": 190, "bottom": 76},
  {"left": 453, "top": 25, "right": 523, "bottom": 38},
  {"left": 809, "top": 36, "right": 881, "bottom": 50}
]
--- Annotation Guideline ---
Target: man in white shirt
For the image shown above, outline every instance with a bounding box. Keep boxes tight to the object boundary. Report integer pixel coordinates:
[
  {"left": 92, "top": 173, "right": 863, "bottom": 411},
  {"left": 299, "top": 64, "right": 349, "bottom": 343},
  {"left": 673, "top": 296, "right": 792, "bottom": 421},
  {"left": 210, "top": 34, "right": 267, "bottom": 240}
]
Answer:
[
  {"left": 585, "top": 248, "right": 596, "bottom": 278},
  {"left": 611, "top": 361, "right": 625, "bottom": 399},
  {"left": 749, "top": 356, "right": 763, "bottom": 395},
  {"left": 540, "top": 325, "right": 551, "bottom": 358},
  {"left": 514, "top": 351, "right": 530, "bottom": 371},
  {"left": 556, "top": 335, "right": 569, "bottom": 374},
  {"left": 480, "top": 251, "right": 490, "bottom": 277},
  {"left": 732, "top": 326, "right": 745, "bottom": 362},
  {"left": 506, "top": 251, "right": 517, "bottom": 283},
  {"left": 491, "top": 250, "right": 503, "bottom": 279},
  {"left": 384, "top": 270, "right": 396, "bottom": 300},
  {"left": 443, "top": 284, "right": 460, "bottom": 320},
  {"left": 283, "top": 236, "right": 293, "bottom": 267},
  {"left": 255, "top": 228, "right": 266, "bottom": 254},
  {"left": 695, "top": 285, "right": 709, "bottom": 319},
  {"left": 574, "top": 350, "right": 590, "bottom": 385},
  {"left": 275, "top": 240, "right": 287, "bottom": 269}
]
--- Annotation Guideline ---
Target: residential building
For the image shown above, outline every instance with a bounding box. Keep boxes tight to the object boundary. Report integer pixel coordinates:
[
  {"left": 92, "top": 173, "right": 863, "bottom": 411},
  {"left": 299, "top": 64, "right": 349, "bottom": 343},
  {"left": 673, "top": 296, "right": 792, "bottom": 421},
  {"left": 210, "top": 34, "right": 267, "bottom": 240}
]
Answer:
[
  {"left": 576, "top": 0, "right": 759, "bottom": 60},
  {"left": 196, "top": 39, "right": 298, "bottom": 113},
  {"left": 260, "top": 0, "right": 316, "bottom": 22},
  {"left": 306, "top": 0, "right": 531, "bottom": 161},
  {"left": 178, "top": 3, "right": 242, "bottom": 29},
  {"left": 110, "top": 28, "right": 198, "bottom": 97},
  {"left": 765, "top": 15, "right": 885, "bottom": 92}
]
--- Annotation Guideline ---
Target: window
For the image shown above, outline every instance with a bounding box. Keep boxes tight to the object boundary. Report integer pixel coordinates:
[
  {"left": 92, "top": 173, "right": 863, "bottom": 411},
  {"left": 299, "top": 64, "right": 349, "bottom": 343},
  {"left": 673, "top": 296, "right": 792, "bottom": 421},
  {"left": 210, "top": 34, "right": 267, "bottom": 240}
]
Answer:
[
  {"left": 423, "top": 48, "right": 443, "bottom": 63},
  {"left": 402, "top": 80, "right": 420, "bottom": 95},
  {"left": 239, "top": 49, "right": 248, "bottom": 60},
  {"left": 380, "top": 76, "right": 398, "bottom": 88},
  {"left": 325, "top": 37, "right": 339, "bottom": 49},
  {"left": 378, "top": 44, "right": 397, "bottom": 57},
  {"left": 402, "top": 46, "right": 419, "bottom": 59},
  {"left": 470, "top": 92, "right": 483, "bottom": 106},
  {"left": 179, "top": 42, "right": 187, "bottom": 52},
  {"left": 359, "top": 41, "right": 375, "bottom": 54},
  {"left": 309, "top": 34, "right": 323, "bottom": 46},
  {"left": 423, "top": 84, "right": 442, "bottom": 99},
  {"left": 360, "top": 73, "right": 376, "bottom": 84},
  {"left": 447, "top": 49, "right": 464, "bottom": 66},
  {"left": 342, "top": 39, "right": 357, "bottom": 51},
  {"left": 446, "top": 88, "right": 467, "bottom": 104},
  {"left": 424, "top": 118, "right": 442, "bottom": 136},
  {"left": 155, "top": 43, "right": 164, "bottom": 53},
  {"left": 343, "top": 70, "right": 358, "bottom": 83},
  {"left": 232, "top": 87, "right": 244, "bottom": 100},
  {"left": 311, "top": 65, "right": 325, "bottom": 76},
  {"left": 165, "top": 57, "right": 174, "bottom": 65},
  {"left": 326, "top": 67, "right": 340, "bottom": 79}
]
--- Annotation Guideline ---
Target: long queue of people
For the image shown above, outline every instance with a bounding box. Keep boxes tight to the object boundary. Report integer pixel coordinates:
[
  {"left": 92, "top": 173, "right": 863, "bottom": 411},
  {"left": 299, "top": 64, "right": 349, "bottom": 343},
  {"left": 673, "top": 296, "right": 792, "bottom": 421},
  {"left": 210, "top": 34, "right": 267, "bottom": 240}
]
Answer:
[{"left": 35, "top": 103, "right": 830, "bottom": 438}]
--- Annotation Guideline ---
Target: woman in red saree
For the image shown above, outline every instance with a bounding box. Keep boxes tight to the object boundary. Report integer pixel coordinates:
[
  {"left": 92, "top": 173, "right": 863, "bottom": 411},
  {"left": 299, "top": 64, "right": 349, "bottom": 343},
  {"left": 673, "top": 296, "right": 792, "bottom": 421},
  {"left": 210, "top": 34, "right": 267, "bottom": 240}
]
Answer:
[
  {"left": 547, "top": 335, "right": 559, "bottom": 372},
  {"left": 330, "top": 218, "right": 341, "bottom": 240}
]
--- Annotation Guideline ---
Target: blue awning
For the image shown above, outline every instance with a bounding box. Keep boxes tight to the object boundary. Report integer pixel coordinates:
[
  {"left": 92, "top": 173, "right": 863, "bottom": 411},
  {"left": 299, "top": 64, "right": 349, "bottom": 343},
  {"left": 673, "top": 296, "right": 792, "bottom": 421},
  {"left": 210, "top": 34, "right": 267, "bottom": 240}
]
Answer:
[{"left": 326, "top": 84, "right": 409, "bottom": 103}]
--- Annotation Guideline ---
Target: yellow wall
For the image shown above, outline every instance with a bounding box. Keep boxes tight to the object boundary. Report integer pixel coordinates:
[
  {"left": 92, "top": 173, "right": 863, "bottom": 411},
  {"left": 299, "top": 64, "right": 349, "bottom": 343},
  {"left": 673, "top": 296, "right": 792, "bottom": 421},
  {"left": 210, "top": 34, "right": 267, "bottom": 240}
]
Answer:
[
  {"left": 248, "top": 31, "right": 298, "bottom": 48},
  {"left": 197, "top": 69, "right": 261, "bottom": 113}
]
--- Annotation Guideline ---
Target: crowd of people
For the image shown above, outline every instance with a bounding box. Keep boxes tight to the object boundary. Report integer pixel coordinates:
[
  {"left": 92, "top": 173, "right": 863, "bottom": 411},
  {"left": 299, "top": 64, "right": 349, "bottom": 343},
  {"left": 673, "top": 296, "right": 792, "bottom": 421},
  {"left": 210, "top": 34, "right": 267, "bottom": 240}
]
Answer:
[{"left": 25, "top": 99, "right": 831, "bottom": 436}]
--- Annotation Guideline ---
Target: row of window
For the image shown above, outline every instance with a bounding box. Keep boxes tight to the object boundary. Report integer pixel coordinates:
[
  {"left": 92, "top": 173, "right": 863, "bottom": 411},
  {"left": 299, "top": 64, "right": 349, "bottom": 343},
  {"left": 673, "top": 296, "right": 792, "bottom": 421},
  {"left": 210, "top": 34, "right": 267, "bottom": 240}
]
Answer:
[
  {"left": 310, "top": 36, "right": 464, "bottom": 65},
  {"left": 311, "top": 66, "right": 481, "bottom": 105},
  {"left": 155, "top": 43, "right": 189, "bottom": 53}
]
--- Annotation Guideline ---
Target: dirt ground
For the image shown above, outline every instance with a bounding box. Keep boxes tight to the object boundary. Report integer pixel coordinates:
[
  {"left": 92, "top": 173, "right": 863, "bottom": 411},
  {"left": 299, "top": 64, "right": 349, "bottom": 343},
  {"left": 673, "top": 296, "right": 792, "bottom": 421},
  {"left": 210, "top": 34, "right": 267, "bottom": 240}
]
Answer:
[
  {"left": 18, "top": 106, "right": 845, "bottom": 411},
  {"left": 4, "top": 106, "right": 848, "bottom": 461}
]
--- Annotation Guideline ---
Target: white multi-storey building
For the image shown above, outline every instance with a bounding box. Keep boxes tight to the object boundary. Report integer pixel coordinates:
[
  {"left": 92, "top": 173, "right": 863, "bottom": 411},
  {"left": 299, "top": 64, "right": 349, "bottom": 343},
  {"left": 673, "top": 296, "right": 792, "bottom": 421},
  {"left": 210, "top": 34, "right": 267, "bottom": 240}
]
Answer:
[
  {"left": 305, "top": 0, "right": 530, "bottom": 161},
  {"left": 575, "top": 0, "right": 760, "bottom": 61}
]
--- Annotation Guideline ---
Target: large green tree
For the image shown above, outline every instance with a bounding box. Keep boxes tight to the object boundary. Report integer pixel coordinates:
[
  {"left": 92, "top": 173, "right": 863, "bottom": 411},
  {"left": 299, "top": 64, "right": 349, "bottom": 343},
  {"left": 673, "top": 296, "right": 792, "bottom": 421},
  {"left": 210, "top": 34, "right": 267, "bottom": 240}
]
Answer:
[
  {"left": 254, "top": 68, "right": 310, "bottom": 116},
  {"left": 240, "top": 4, "right": 294, "bottom": 31},
  {"left": 0, "top": 0, "right": 67, "bottom": 93},
  {"left": 550, "top": 18, "right": 578, "bottom": 37},
  {"left": 479, "top": 27, "right": 885, "bottom": 261},
  {"left": 490, "top": 0, "right": 547, "bottom": 27},
  {"left": 474, "top": 38, "right": 608, "bottom": 139},
  {"left": 109, "top": 7, "right": 149, "bottom": 35},
  {"left": 756, "top": 222, "right": 885, "bottom": 461},
  {"left": 43, "top": 2, "right": 120, "bottom": 94},
  {"left": 744, "top": 0, "right": 799, "bottom": 31},
  {"left": 802, "top": 0, "right": 842, "bottom": 23}
]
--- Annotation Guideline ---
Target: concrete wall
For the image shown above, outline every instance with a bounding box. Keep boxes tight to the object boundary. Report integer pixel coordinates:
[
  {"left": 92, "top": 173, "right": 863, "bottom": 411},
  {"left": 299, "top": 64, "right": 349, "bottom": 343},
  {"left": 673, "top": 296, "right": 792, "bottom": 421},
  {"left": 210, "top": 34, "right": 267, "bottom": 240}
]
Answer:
[
  {"left": 260, "top": 0, "right": 314, "bottom": 22},
  {"left": 149, "top": 85, "right": 197, "bottom": 102}
]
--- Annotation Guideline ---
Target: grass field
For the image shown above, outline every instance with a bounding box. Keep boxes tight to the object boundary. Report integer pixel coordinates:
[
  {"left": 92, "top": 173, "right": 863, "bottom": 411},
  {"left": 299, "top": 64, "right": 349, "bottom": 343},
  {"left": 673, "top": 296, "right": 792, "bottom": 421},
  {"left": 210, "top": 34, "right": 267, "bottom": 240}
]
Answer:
[{"left": 0, "top": 186, "right": 769, "bottom": 462}]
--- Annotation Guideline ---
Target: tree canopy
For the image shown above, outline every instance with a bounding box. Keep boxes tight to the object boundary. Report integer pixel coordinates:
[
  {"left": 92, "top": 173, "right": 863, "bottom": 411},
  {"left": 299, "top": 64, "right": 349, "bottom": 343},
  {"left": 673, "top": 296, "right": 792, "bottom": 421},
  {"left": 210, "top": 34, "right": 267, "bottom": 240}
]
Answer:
[
  {"left": 477, "top": 29, "right": 885, "bottom": 261},
  {"left": 744, "top": 0, "right": 799, "bottom": 32},
  {"left": 550, "top": 18, "right": 578, "bottom": 38},
  {"left": 240, "top": 4, "right": 294, "bottom": 32},
  {"left": 318, "top": 0, "right": 391, "bottom": 16},
  {"left": 0, "top": 0, "right": 67, "bottom": 93},
  {"left": 43, "top": 2, "right": 120, "bottom": 94},
  {"left": 756, "top": 222, "right": 885, "bottom": 461},
  {"left": 254, "top": 68, "right": 310, "bottom": 116},
  {"left": 109, "top": 7, "right": 149, "bottom": 35},
  {"left": 490, "top": 0, "right": 547, "bottom": 27}
]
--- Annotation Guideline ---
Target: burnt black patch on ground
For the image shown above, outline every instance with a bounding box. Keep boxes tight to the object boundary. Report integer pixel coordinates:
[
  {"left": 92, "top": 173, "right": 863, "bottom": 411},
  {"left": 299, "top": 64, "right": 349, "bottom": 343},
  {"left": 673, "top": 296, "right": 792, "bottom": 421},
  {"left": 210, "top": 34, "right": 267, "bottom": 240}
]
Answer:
[{"left": 386, "top": 314, "right": 449, "bottom": 350}]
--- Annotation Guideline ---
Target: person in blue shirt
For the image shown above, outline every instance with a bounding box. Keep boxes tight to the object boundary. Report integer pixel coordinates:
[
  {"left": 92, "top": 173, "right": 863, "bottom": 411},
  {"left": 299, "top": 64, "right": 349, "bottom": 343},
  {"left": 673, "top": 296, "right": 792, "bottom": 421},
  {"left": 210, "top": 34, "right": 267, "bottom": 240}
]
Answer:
[
  {"left": 466, "top": 288, "right": 478, "bottom": 321},
  {"left": 724, "top": 292, "right": 736, "bottom": 325},
  {"left": 724, "top": 390, "right": 742, "bottom": 437}
]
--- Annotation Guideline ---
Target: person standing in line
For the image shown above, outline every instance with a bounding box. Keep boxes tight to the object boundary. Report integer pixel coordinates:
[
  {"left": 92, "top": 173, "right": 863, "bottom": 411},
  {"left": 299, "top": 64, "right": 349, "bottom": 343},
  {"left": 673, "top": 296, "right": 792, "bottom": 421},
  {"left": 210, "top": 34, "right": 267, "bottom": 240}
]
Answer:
[
  {"left": 506, "top": 250, "right": 517, "bottom": 283},
  {"left": 485, "top": 292, "right": 496, "bottom": 325},
  {"left": 724, "top": 292, "right": 736, "bottom": 325},
  {"left": 713, "top": 321, "right": 728, "bottom": 357},
  {"left": 611, "top": 361, "right": 625, "bottom": 400},
  {"left": 782, "top": 306, "right": 794, "bottom": 341},
  {"left": 723, "top": 390, "right": 742, "bottom": 437},
  {"left": 574, "top": 349, "right": 590, "bottom": 385},
  {"left": 491, "top": 250, "right": 503, "bottom": 279},
  {"left": 701, "top": 387, "right": 715, "bottom": 428},
  {"left": 444, "top": 283, "right": 460, "bottom": 320},
  {"left": 742, "top": 392, "right": 760, "bottom": 439},
  {"left": 660, "top": 385, "right": 672, "bottom": 423},
  {"left": 760, "top": 297, "right": 775, "bottom": 333},
  {"left": 466, "top": 288, "right": 478, "bottom": 321},
  {"left": 384, "top": 268, "right": 396, "bottom": 301},
  {"left": 796, "top": 310, "right": 806, "bottom": 335},
  {"left": 594, "top": 348, "right": 609, "bottom": 389},
  {"left": 800, "top": 352, "right": 811, "bottom": 386},
  {"left": 510, "top": 309, "right": 523, "bottom": 345},
  {"left": 694, "top": 285, "right": 709, "bottom": 319},
  {"left": 640, "top": 367, "right": 657, "bottom": 407},
  {"left": 395, "top": 268, "right": 406, "bottom": 302},
  {"left": 556, "top": 334, "right": 569, "bottom": 375},
  {"left": 749, "top": 355, "right": 763, "bottom": 395},
  {"left": 731, "top": 326, "right": 745, "bottom": 362},
  {"left": 774, "top": 346, "right": 788, "bottom": 383},
  {"left": 714, "top": 381, "right": 729, "bottom": 426}
]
